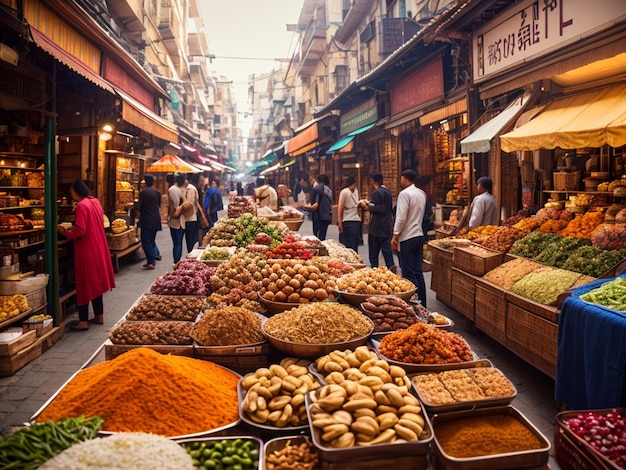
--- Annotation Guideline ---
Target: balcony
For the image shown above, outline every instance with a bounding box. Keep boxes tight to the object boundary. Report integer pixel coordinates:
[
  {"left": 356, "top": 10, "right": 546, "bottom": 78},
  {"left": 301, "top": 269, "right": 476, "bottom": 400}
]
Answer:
[
  {"left": 298, "top": 18, "right": 326, "bottom": 75},
  {"left": 158, "top": 3, "right": 181, "bottom": 58}
]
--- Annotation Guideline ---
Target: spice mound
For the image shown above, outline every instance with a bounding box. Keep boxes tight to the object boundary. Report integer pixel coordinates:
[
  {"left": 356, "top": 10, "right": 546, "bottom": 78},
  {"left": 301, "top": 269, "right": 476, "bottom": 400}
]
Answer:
[
  {"left": 264, "top": 303, "right": 372, "bottom": 344},
  {"left": 190, "top": 306, "right": 265, "bottom": 346},
  {"left": 35, "top": 348, "right": 239, "bottom": 436},
  {"left": 40, "top": 432, "right": 194, "bottom": 469},
  {"left": 434, "top": 414, "right": 543, "bottom": 458},
  {"left": 378, "top": 323, "right": 472, "bottom": 364}
]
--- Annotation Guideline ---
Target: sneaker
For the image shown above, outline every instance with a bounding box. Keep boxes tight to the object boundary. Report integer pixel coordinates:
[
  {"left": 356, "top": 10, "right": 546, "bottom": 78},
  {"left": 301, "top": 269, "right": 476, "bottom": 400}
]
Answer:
[
  {"left": 155, "top": 256, "right": 162, "bottom": 261},
  {"left": 389, "top": 265, "right": 398, "bottom": 274}
]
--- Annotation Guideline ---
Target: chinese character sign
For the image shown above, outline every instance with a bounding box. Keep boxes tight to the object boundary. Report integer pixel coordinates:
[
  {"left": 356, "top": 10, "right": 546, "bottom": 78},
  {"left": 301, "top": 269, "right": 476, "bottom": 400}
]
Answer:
[{"left": 473, "top": 0, "right": 626, "bottom": 82}]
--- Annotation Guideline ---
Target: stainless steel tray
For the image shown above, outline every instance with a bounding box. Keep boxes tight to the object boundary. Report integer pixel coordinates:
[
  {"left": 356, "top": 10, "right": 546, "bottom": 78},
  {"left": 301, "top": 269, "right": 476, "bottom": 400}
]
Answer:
[
  {"left": 369, "top": 334, "right": 482, "bottom": 373},
  {"left": 409, "top": 361, "right": 518, "bottom": 413},
  {"left": 305, "top": 389, "right": 433, "bottom": 463},
  {"left": 31, "top": 357, "right": 241, "bottom": 440},
  {"left": 264, "top": 435, "right": 316, "bottom": 470},
  {"left": 237, "top": 380, "right": 309, "bottom": 433},
  {"left": 431, "top": 405, "right": 551, "bottom": 470},
  {"left": 176, "top": 435, "right": 264, "bottom": 468}
]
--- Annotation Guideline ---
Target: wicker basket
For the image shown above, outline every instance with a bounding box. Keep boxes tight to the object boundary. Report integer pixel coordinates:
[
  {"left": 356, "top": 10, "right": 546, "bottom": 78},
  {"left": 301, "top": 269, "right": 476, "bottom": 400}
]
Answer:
[
  {"left": 282, "top": 219, "right": 304, "bottom": 231},
  {"left": 553, "top": 172, "right": 579, "bottom": 191},
  {"left": 25, "top": 288, "right": 47, "bottom": 312},
  {"left": 107, "top": 228, "right": 133, "bottom": 250}
]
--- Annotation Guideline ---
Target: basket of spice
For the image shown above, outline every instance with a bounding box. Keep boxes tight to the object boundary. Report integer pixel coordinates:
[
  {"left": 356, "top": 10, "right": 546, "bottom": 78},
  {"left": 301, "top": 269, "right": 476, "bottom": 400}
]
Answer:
[
  {"left": 191, "top": 307, "right": 269, "bottom": 373},
  {"left": 431, "top": 405, "right": 551, "bottom": 469}
]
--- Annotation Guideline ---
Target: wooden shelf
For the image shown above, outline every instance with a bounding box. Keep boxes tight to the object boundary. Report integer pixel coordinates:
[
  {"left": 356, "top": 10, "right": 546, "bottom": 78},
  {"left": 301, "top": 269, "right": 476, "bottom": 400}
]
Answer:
[
  {"left": 0, "top": 166, "right": 43, "bottom": 171},
  {"left": 0, "top": 308, "right": 33, "bottom": 331},
  {"left": 0, "top": 229, "right": 42, "bottom": 237},
  {"left": 0, "top": 153, "right": 43, "bottom": 158},
  {"left": 0, "top": 205, "right": 45, "bottom": 211}
]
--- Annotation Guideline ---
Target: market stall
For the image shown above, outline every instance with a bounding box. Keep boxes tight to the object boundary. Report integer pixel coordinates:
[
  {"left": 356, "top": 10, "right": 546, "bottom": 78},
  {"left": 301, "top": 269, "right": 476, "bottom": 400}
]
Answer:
[
  {"left": 556, "top": 277, "right": 626, "bottom": 410},
  {"left": 0, "top": 212, "right": 562, "bottom": 469}
]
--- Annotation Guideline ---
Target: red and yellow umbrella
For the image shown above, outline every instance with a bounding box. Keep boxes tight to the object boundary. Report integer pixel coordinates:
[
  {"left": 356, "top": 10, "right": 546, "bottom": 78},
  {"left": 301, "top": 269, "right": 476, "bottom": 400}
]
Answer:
[{"left": 146, "top": 155, "right": 203, "bottom": 173}]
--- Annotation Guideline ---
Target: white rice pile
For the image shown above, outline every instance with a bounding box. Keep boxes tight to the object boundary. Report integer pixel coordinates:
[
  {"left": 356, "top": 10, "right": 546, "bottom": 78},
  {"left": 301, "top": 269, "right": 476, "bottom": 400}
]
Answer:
[{"left": 40, "top": 432, "right": 194, "bottom": 469}]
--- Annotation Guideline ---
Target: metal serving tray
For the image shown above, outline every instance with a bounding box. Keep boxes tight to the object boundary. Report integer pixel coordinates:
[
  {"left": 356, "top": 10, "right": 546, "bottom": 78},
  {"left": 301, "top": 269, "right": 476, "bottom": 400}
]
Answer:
[
  {"left": 369, "top": 333, "right": 482, "bottom": 374},
  {"left": 264, "top": 435, "right": 316, "bottom": 470},
  {"left": 30, "top": 355, "right": 241, "bottom": 440},
  {"left": 237, "top": 379, "right": 310, "bottom": 433},
  {"left": 176, "top": 435, "right": 264, "bottom": 468},
  {"left": 304, "top": 389, "right": 433, "bottom": 463},
  {"left": 409, "top": 361, "right": 518, "bottom": 413},
  {"left": 431, "top": 405, "right": 551, "bottom": 470}
]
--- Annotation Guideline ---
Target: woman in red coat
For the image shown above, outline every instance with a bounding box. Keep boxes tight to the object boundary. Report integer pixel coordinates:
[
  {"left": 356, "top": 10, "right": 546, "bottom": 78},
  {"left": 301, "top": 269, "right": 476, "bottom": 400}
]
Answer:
[{"left": 57, "top": 180, "right": 116, "bottom": 331}]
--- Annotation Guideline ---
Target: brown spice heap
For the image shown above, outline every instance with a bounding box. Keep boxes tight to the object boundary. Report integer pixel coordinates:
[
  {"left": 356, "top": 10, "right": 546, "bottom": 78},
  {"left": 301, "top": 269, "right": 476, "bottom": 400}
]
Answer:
[
  {"left": 434, "top": 414, "right": 543, "bottom": 457},
  {"left": 482, "top": 258, "right": 542, "bottom": 290},
  {"left": 264, "top": 303, "right": 372, "bottom": 343},
  {"left": 36, "top": 348, "right": 239, "bottom": 436},
  {"left": 190, "top": 306, "right": 264, "bottom": 346}
]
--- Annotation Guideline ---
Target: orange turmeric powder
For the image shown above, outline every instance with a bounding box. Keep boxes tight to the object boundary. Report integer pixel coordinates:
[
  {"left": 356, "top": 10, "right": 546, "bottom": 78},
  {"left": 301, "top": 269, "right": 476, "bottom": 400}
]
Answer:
[
  {"left": 434, "top": 414, "right": 543, "bottom": 457},
  {"left": 36, "top": 348, "right": 240, "bottom": 436}
]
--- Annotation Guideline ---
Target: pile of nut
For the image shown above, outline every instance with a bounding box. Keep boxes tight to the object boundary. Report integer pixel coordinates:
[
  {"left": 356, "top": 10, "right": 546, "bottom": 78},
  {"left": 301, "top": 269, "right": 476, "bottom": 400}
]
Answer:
[
  {"left": 360, "top": 296, "right": 419, "bottom": 332},
  {"left": 310, "top": 346, "right": 428, "bottom": 448},
  {"left": 258, "top": 259, "right": 337, "bottom": 303},
  {"left": 109, "top": 321, "right": 193, "bottom": 345},
  {"left": 240, "top": 358, "right": 321, "bottom": 427},
  {"left": 126, "top": 294, "right": 203, "bottom": 322},
  {"left": 337, "top": 267, "right": 415, "bottom": 295}
]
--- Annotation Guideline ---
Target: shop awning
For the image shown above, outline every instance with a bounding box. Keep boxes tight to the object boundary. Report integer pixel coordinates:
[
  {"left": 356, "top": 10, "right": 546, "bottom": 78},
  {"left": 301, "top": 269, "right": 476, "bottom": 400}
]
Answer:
[
  {"left": 326, "top": 122, "right": 376, "bottom": 155},
  {"left": 460, "top": 93, "right": 530, "bottom": 154},
  {"left": 288, "top": 119, "right": 319, "bottom": 156},
  {"left": 116, "top": 89, "right": 179, "bottom": 142},
  {"left": 30, "top": 27, "right": 114, "bottom": 93},
  {"left": 280, "top": 158, "right": 297, "bottom": 169},
  {"left": 146, "top": 154, "right": 203, "bottom": 173},
  {"left": 210, "top": 160, "right": 237, "bottom": 172},
  {"left": 501, "top": 84, "right": 626, "bottom": 152},
  {"left": 260, "top": 162, "right": 281, "bottom": 176}
]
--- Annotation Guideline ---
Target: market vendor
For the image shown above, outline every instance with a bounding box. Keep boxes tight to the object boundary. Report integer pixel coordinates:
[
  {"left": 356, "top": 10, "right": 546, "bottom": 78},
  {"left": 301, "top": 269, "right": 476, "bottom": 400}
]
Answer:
[{"left": 468, "top": 177, "right": 499, "bottom": 230}]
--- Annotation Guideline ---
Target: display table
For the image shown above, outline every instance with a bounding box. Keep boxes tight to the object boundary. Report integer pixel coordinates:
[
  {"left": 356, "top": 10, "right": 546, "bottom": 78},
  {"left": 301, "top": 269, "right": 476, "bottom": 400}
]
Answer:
[{"left": 555, "top": 277, "right": 626, "bottom": 409}]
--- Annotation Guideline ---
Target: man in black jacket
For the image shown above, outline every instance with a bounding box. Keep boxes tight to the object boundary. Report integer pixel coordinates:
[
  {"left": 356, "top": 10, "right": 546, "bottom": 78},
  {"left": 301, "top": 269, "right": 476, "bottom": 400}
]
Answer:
[
  {"left": 136, "top": 174, "right": 162, "bottom": 269},
  {"left": 360, "top": 173, "right": 396, "bottom": 270}
]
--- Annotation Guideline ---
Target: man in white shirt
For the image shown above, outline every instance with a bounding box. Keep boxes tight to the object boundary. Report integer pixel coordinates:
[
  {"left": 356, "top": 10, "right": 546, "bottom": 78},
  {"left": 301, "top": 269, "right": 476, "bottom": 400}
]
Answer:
[
  {"left": 391, "top": 169, "right": 427, "bottom": 307},
  {"left": 469, "top": 176, "right": 499, "bottom": 230},
  {"left": 337, "top": 176, "right": 361, "bottom": 252}
]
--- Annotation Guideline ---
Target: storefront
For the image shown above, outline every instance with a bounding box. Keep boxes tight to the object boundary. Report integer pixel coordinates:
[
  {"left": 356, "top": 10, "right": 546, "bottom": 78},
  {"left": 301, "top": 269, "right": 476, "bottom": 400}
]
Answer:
[{"left": 472, "top": 0, "right": 626, "bottom": 213}]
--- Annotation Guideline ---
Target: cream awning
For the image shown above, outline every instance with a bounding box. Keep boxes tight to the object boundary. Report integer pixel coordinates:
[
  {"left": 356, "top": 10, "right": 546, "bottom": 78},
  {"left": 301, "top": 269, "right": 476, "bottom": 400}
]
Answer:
[
  {"left": 460, "top": 93, "right": 530, "bottom": 154},
  {"left": 500, "top": 84, "right": 626, "bottom": 152}
]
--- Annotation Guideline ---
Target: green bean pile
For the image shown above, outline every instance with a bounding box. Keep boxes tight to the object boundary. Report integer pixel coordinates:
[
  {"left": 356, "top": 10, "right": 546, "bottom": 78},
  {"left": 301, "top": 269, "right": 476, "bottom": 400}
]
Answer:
[{"left": 0, "top": 415, "right": 103, "bottom": 469}]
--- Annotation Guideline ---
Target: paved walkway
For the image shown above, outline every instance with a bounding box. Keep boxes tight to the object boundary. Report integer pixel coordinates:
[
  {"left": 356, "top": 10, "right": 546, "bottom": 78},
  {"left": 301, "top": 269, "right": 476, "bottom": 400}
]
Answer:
[{"left": 0, "top": 214, "right": 561, "bottom": 467}]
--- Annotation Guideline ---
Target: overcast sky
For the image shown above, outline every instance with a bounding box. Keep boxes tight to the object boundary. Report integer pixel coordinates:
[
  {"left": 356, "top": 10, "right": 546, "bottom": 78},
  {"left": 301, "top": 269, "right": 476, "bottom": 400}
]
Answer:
[{"left": 197, "top": 1, "right": 305, "bottom": 127}]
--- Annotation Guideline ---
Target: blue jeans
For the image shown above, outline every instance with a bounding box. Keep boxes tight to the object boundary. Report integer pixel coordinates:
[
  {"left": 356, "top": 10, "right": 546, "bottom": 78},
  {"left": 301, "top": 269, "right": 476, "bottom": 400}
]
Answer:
[
  {"left": 170, "top": 227, "right": 185, "bottom": 263},
  {"left": 339, "top": 221, "right": 361, "bottom": 252},
  {"left": 141, "top": 227, "right": 159, "bottom": 265},
  {"left": 399, "top": 236, "right": 426, "bottom": 308},
  {"left": 368, "top": 234, "right": 394, "bottom": 268},
  {"left": 313, "top": 219, "right": 331, "bottom": 240}
]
